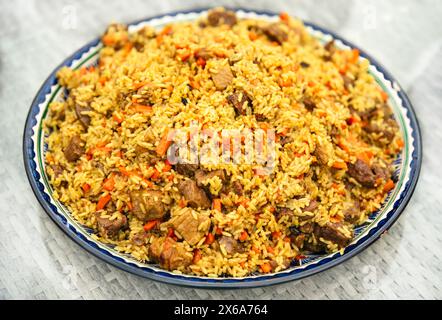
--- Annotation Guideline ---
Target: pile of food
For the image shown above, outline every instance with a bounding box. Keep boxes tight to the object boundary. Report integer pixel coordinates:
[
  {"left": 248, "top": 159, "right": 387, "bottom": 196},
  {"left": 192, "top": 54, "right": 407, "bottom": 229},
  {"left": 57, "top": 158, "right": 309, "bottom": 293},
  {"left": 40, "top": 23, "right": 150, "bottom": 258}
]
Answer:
[{"left": 45, "top": 8, "right": 403, "bottom": 277}]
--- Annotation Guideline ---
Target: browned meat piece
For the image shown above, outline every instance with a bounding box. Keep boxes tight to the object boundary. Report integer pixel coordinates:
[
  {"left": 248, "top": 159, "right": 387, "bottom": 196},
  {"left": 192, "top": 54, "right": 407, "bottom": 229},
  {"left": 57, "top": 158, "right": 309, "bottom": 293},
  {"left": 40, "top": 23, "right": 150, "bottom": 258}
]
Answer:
[
  {"left": 207, "top": 9, "right": 237, "bottom": 27},
  {"left": 132, "top": 232, "right": 148, "bottom": 246},
  {"left": 300, "top": 61, "right": 310, "bottom": 68},
  {"left": 231, "top": 180, "right": 243, "bottom": 196},
  {"left": 324, "top": 40, "right": 337, "bottom": 60},
  {"left": 210, "top": 66, "right": 234, "bottom": 90},
  {"left": 277, "top": 207, "right": 294, "bottom": 218},
  {"left": 169, "top": 208, "right": 210, "bottom": 245},
  {"left": 178, "top": 180, "right": 211, "bottom": 209},
  {"left": 342, "top": 75, "right": 354, "bottom": 91},
  {"left": 95, "top": 212, "right": 127, "bottom": 238},
  {"left": 227, "top": 90, "right": 253, "bottom": 116},
  {"left": 344, "top": 201, "right": 362, "bottom": 224},
  {"left": 363, "top": 123, "right": 395, "bottom": 144},
  {"left": 279, "top": 135, "right": 293, "bottom": 146},
  {"left": 263, "top": 23, "right": 288, "bottom": 44},
  {"left": 303, "top": 97, "right": 316, "bottom": 111},
  {"left": 299, "top": 222, "right": 314, "bottom": 234},
  {"left": 130, "top": 190, "right": 167, "bottom": 222},
  {"left": 347, "top": 159, "right": 376, "bottom": 187},
  {"left": 195, "top": 169, "right": 226, "bottom": 187},
  {"left": 218, "top": 236, "right": 238, "bottom": 255},
  {"left": 49, "top": 164, "right": 64, "bottom": 178},
  {"left": 195, "top": 48, "right": 213, "bottom": 60},
  {"left": 302, "top": 200, "right": 318, "bottom": 213},
  {"left": 303, "top": 240, "right": 325, "bottom": 253},
  {"left": 75, "top": 104, "right": 92, "bottom": 128},
  {"left": 314, "top": 222, "right": 352, "bottom": 248},
  {"left": 291, "top": 233, "right": 306, "bottom": 249},
  {"left": 175, "top": 163, "right": 199, "bottom": 177},
  {"left": 255, "top": 113, "right": 266, "bottom": 121},
  {"left": 314, "top": 145, "right": 328, "bottom": 165},
  {"left": 64, "top": 135, "right": 85, "bottom": 162},
  {"left": 372, "top": 164, "right": 392, "bottom": 182},
  {"left": 148, "top": 237, "right": 192, "bottom": 271}
]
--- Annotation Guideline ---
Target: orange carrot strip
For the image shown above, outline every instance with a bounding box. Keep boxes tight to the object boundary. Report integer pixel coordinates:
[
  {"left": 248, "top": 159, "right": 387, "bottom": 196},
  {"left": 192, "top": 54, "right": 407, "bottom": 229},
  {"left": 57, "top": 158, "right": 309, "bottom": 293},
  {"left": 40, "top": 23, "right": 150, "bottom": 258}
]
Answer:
[
  {"left": 212, "top": 199, "right": 222, "bottom": 212},
  {"left": 279, "top": 12, "right": 289, "bottom": 22},
  {"left": 204, "top": 233, "right": 215, "bottom": 245},
  {"left": 260, "top": 263, "right": 272, "bottom": 273},
  {"left": 193, "top": 249, "right": 202, "bottom": 264},
  {"left": 103, "top": 176, "right": 115, "bottom": 191},
  {"left": 156, "top": 128, "right": 173, "bottom": 156},
  {"left": 82, "top": 183, "right": 91, "bottom": 193},
  {"left": 332, "top": 161, "right": 348, "bottom": 170},
  {"left": 143, "top": 220, "right": 158, "bottom": 231},
  {"left": 383, "top": 179, "right": 395, "bottom": 193},
  {"left": 239, "top": 231, "right": 248, "bottom": 242},
  {"left": 96, "top": 194, "right": 111, "bottom": 211}
]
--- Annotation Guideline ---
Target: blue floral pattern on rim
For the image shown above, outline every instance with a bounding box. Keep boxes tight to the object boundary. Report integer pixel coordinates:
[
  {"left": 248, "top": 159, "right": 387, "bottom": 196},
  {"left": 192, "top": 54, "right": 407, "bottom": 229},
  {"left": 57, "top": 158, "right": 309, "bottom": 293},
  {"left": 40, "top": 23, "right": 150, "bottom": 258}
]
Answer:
[{"left": 23, "top": 8, "right": 422, "bottom": 288}]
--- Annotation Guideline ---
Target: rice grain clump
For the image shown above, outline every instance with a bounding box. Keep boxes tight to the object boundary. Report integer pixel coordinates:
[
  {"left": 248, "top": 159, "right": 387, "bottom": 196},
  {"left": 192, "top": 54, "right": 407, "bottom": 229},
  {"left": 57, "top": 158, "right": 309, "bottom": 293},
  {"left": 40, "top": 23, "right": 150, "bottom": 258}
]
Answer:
[{"left": 45, "top": 8, "right": 403, "bottom": 277}]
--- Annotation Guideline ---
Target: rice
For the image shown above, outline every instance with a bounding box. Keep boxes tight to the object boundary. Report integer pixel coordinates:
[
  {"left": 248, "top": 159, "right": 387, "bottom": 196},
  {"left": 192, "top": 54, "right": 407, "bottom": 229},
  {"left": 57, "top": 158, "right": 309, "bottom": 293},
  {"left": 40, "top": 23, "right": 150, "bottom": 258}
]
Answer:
[{"left": 44, "top": 8, "right": 403, "bottom": 277}]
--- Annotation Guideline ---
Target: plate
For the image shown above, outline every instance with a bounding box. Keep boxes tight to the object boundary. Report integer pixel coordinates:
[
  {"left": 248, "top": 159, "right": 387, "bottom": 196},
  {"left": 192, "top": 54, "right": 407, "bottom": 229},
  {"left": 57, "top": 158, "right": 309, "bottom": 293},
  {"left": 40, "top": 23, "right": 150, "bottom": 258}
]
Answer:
[{"left": 23, "top": 8, "right": 422, "bottom": 288}]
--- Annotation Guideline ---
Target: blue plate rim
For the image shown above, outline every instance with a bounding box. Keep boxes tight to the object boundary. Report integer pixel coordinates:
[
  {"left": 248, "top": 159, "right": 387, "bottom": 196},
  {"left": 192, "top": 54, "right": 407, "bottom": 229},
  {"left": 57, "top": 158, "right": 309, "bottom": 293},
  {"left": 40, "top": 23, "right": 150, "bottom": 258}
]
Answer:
[{"left": 22, "top": 7, "right": 422, "bottom": 288}]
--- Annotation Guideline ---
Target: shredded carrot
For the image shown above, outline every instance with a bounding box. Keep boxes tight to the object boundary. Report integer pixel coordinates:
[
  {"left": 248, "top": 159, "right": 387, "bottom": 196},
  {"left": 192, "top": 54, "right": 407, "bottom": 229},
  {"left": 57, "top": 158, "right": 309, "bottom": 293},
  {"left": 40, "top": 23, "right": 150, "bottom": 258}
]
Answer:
[
  {"left": 239, "top": 231, "right": 248, "bottom": 242},
  {"left": 189, "top": 79, "right": 200, "bottom": 89},
  {"left": 357, "top": 150, "right": 374, "bottom": 164},
  {"left": 271, "top": 231, "right": 281, "bottom": 239},
  {"left": 132, "top": 81, "right": 150, "bottom": 90},
  {"left": 396, "top": 138, "right": 404, "bottom": 149},
  {"left": 279, "top": 12, "right": 289, "bottom": 22},
  {"left": 337, "top": 139, "right": 350, "bottom": 153},
  {"left": 212, "top": 199, "right": 222, "bottom": 212},
  {"left": 132, "top": 104, "right": 153, "bottom": 114},
  {"left": 98, "top": 76, "right": 108, "bottom": 86},
  {"left": 346, "top": 116, "right": 359, "bottom": 125},
  {"left": 156, "top": 128, "right": 173, "bottom": 156},
  {"left": 205, "top": 233, "right": 215, "bottom": 245},
  {"left": 251, "top": 245, "right": 260, "bottom": 253},
  {"left": 150, "top": 169, "right": 161, "bottom": 180},
  {"left": 160, "top": 25, "right": 173, "bottom": 36},
  {"left": 178, "top": 198, "right": 187, "bottom": 208},
  {"left": 248, "top": 31, "right": 258, "bottom": 41},
  {"left": 103, "top": 176, "right": 115, "bottom": 191},
  {"left": 167, "top": 227, "right": 175, "bottom": 238},
  {"left": 284, "top": 236, "right": 291, "bottom": 243},
  {"left": 196, "top": 57, "right": 206, "bottom": 67},
  {"left": 96, "top": 194, "right": 111, "bottom": 211},
  {"left": 101, "top": 34, "right": 114, "bottom": 46},
  {"left": 266, "top": 246, "right": 275, "bottom": 254},
  {"left": 112, "top": 113, "right": 124, "bottom": 124},
  {"left": 332, "top": 161, "right": 348, "bottom": 170},
  {"left": 260, "top": 263, "right": 272, "bottom": 273},
  {"left": 193, "top": 249, "right": 202, "bottom": 264},
  {"left": 162, "top": 161, "right": 172, "bottom": 172},
  {"left": 380, "top": 89, "right": 389, "bottom": 102},
  {"left": 239, "top": 261, "right": 246, "bottom": 268},
  {"left": 177, "top": 51, "right": 191, "bottom": 62},
  {"left": 215, "top": 227, "right": 223, "bottom": 235},
  {"left": 82, "top": 183, "right": 91, "bottom": 193},
  {"left": 383, "top": 179, "right": 395, "bottom": 193},
  {"left": 143, "top": 220, "right": 158, "bottom": 232},
  {"left": 349, "top": 48, "right": 360, "bottom": 64},
  {"left": 118, "top": 166, "right": 132, "bottom": 177},
  {"left": 127, "top": 201, "right": 133, "bottom": 211}
]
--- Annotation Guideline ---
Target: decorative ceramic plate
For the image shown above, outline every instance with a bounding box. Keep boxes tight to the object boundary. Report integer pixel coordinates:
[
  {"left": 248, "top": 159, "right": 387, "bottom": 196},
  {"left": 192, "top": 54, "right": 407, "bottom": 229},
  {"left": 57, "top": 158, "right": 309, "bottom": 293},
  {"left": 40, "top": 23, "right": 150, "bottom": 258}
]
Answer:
[{"left": 23, "top": 8, "right": 422, "bottom": 288}]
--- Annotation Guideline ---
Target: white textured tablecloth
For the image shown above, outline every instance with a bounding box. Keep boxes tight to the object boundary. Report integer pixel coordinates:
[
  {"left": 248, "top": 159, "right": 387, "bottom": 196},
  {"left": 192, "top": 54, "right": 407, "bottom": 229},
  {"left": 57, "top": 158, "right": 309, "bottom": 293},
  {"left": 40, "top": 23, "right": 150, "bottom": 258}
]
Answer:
[{"left": 1, "top": 0, "right": 441, "bottom": 300}]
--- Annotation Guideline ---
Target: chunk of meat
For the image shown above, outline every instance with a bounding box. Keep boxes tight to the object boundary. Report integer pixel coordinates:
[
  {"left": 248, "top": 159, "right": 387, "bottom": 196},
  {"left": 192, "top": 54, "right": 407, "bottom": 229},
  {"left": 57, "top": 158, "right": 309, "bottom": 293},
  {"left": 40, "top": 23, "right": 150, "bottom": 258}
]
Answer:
[
  {"left": 230, "top": 180, "right": 243, "bottom": 196},
  {"left": 303, "top": 240, "right": 325, "bottom": 253},
  {"left": 363, "top": 123, "right": 395, "bottom": 144},
  {"left": 75, "top": 104, "right": 92, "bottom": 128},
  {"left": 207, "top": 9, "right": 237, "bottom": 27},
  {"left": 130, "top": 190, "right": 167, "bottom": 222},
  {"left": 303, "top": 97, "right": 316, "bottom": 111},
  {"left": 95, "top": 212, "right": 127, "bottom": 238},
  {"left": 178, "top": 180, "right": 211, "bottom": 209},
  {"left": 195, "top": 169, "right": 226, "bottom": 187},
  {"left": 227, "top": 90, "right": 253, "bottom": 116},
  {"left": 175, "top": 163, "right": 199, "bottom": 177},
  {"left": 372, "top": 164, "right": 392, "bottom": 182},
  {"left": 291, "top": 233, "right": 306, "bottom": 249},
  {"left": 343, "top": 200, "right": 362, "bottom": 224},
  {"left": 279, "top": 135, "right": 293, "bottom": 146},
  {"left": 254, "top": 113, "right": 266, "bottom": 121},
  {"left": 49, "top": 164, "right": 64, "bottom": 178},
  {"left": 299, "top": 222, "right": 314, "bottom": 234},
  {"left": 210, "top": 66, "right": 234, "bottom": 90},
  {"left": 169, "top": 208, "right": 210, "bottom": 245},
  {"left": 314, "top": 145, "right": 329, "bottom": 165},
  {"left": 218, "top": 236, "right": 238, "bottom": 255},
  {"left": 64, "top": 135, "right": 85, "bottom": 162},
  {"left": 132, "top": 232, "right": 148, "bottom": 246},
  {"left": 347, "top": 159, "right": 376, "bottom": 187},
  {"left": 314, "top": 222, "right": 353, "bottom": 248},
  {"left": 148, "top": 237, "right": 192, "bottom": 271},
  {"left": 302, "top": 200, "right": 318, "bottom": 213},
  {"left": 277, "top": 207, "right": 294, "bottom": 218},
  {"left": 323, "top": 40, "right": 337, "bottom": 60},
  {"left": 195, "top": 48, "right": 213, "bottom": 60},
  {"left": 263, "top": 23, "right": 288, "bottom": 44}
]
